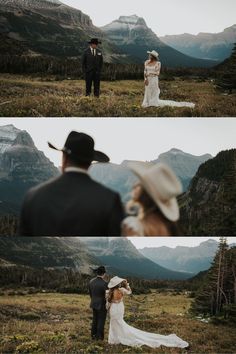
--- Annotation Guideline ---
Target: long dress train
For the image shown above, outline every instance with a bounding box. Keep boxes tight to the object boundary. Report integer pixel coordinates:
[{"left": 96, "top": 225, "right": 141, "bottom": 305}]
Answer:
[
  {"left": 142, "top": 61, "right": 195, "bottom": 109},
  {"left": 108, "top": 287, "right": 189, "bottom": 348}
]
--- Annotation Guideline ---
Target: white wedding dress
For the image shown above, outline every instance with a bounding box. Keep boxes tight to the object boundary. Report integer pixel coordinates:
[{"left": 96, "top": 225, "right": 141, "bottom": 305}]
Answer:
[
  {"left": 107, "top": 287, "right": 189, "bottom": 348},
  {"left": 142, "top": 61, "right": 195, "bottom": 108}
]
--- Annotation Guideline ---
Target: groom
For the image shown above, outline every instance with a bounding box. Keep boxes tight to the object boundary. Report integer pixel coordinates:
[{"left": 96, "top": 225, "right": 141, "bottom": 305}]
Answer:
[
  {"left": 82, "top": 38, "right": 103, "bottom": 97},
  {"left": 89, "top": 266, "right": 108, "bottom": 340},
  {"left": 19, "top": 131, "right": 124, "bottom": 236}
]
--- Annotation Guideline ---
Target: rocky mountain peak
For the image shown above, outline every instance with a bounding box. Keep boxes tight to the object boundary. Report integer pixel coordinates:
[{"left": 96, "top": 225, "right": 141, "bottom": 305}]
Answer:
[
  {"left": 1, "top": 0, "right": 63, "bottom": 8},
  {"left": 117, "top": 15, "right": 147, "bottom": 27},
  {"left": 12, "top": 130, "right": 35, "bottom": 148}
]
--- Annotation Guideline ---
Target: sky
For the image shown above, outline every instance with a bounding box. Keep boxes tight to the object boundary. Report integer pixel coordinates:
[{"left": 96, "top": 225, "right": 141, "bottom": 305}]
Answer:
[
  {"left": 61, "top": 0, "right": 236, "bottom": 36},
  {"left": 1, "top": 118, "right": 236, "bottom": 167},
  {"left": 128, "top": 237, "right": 236, "bottom": 249}
]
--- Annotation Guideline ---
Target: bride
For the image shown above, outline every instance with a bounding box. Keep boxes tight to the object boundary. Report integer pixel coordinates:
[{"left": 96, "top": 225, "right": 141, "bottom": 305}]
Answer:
[
  {"left": 106, "top": 276, "right": 189, "bottom": 348},
  {"left": 142, "top": 50, "right": 195, "bottom": 108}
]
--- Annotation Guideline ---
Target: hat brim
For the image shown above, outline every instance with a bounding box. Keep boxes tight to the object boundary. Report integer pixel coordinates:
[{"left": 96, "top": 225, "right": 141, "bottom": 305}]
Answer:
[
  {"left": 108, "top": 277, "right": 125, "bottom": 289},
  {"left": 147, "top": 51, "right": 159, "bottom": 58},
  {"left": 48, "top": 142, "right": 109, "bottom": 163},
  {"left": 88, "top": 41, "right": 102, "bottom": 44},
  {"left": 127, "top": 162, "right": 180, "bottom": 222}
]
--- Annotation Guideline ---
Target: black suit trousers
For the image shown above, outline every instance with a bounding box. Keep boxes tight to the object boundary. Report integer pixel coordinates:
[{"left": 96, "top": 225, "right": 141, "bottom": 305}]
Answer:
[
  {"left": 85, "top": 70, "right": 101, "bottom": 97},
  {"left": 91, "top": 308, "right": 107, "bottom": 340}
]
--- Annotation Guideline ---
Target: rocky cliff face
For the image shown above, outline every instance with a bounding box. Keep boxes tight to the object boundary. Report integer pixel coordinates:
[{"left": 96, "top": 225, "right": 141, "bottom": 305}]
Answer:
[
  {"left": 160, "top": 24, "right": 236, "bottom": 61},
  {"left": 0, "top": 0, "right": 129, "bottom": 62},
  {"left": 179, "top": 149, "right": 236, "bottom": 236},
  {"left": 101, "top": 15, "right": 216, "bottom": 67},
  {"left": 0, "top": 237, "right": 100, "bottom": 274},
  {"left": 0, "top": 124, "right": 59, "bottom": 215}
]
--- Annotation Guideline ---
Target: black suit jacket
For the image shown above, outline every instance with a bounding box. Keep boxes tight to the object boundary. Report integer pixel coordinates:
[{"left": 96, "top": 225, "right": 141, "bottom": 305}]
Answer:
[
  {"left": 19, "top": 172, "right": 124, "bottom": 236},
  {"left": 89, "top": 277, "right": 108, "bottom": 310},
  {"left": 82, "top": 47, "right": 103, "bottom": 74}
]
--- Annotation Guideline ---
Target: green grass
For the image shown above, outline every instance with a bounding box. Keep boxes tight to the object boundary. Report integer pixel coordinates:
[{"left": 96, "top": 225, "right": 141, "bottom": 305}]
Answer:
[
  {"left": 0, "top": 291, "right": 235, "bottom": 353},
  {"left": 0, "top": 74, "right": 236, "bottom": 117}
]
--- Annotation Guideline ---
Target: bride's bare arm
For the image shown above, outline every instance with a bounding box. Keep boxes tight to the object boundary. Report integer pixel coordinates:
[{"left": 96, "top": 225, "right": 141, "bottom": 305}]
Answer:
[
  {"left": 155, "top": 62, "right": 161, "bottom": 75},
  {"left": 120, "top": 281, "right": 132, "bottom": 295}
]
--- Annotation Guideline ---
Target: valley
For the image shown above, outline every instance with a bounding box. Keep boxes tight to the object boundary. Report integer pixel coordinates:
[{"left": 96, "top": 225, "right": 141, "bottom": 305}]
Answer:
[{"left": 0, "top": 291, "right": 235, "bottom": 353}]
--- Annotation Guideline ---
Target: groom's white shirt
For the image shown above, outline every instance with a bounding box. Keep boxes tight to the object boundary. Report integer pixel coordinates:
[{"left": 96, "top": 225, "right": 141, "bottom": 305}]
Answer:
[{"left": 64, "top": 167, "right": 88, "bottom": 175}]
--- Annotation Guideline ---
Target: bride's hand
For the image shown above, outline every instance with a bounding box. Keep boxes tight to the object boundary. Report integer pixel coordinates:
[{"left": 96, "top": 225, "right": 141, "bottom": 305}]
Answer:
[{"left": 144, "top": 78, "right": 149, "bottom": 86}]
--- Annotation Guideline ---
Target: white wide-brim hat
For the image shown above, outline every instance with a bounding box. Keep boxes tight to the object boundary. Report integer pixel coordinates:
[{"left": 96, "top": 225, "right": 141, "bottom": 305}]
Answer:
[
  {"left": 128, "top": 162, "right": 183, "bottom": 222},
  {"left": 108, "top": 276, "right": 125, "bottom": 289},
  {"left": 147, "top": 50, "right": 159, "bottom": 59}
]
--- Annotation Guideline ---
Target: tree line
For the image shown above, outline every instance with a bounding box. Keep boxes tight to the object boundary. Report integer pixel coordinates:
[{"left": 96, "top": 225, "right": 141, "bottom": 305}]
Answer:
[
  {"left": 0, "top": 262, "right": 189, "bottom": 295},
  {"left": 190, "top": 237, "right": 236, "bottom": 324},
  {"left": 0, "top": 54, "right": 212, "bottom": 80}
]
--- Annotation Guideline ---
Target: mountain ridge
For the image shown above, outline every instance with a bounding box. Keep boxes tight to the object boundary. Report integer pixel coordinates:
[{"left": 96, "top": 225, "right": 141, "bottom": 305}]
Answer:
[
  {"left": 160, "top": 24, "right": 236, "bottom": 61},
  {"left": 81, "top": 237, "right": 192, "bottom": 280},
  {"left": 139, "top": 239, "right": 219, "bottom": 273},
  {"left": 102, "top": 14, "right": 216, "bottom": 67}
]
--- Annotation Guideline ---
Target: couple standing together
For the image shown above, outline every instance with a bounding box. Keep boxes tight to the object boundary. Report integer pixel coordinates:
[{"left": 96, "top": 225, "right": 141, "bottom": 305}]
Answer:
[
  {"left": 89, "top": 266, "right": 188, "bottom": 348},
  {"left": 19, "top": 131, "right": 183, "bottom": 237},
  {"left": 82, "top": 38, "right": 195, "bottom": 108}
]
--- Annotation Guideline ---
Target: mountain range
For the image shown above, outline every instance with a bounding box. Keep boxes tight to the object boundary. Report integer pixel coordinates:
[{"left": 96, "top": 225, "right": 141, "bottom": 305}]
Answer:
[
  {"left": 90, "top": 149, "right": 212, "bottom": 201},
  {"left": 0, "top": 0, "right": 132, "bottom": 63},
  {"left": 179, "top": 149, "right": 236, "bottom": 236},
  {"left": 0, "top": 124, "right": 59, "bottom": 215},
  {"left": 140, "top": 239, "right": 219, "bottom": 273},
  {"left": 0, "top": 236, "right": 192, "bottom": 280},
  {"left": 0, "top": 1, "right": 216, "bottom": 67},
  {"left": 101, "top": 15, "right": 215, "bottom": 67},
  {"left": 0, "top": 124, "right": 212, "bottom": 215},
  {"left": 160, "top": 24, "right": 236, "bottom": 61}
]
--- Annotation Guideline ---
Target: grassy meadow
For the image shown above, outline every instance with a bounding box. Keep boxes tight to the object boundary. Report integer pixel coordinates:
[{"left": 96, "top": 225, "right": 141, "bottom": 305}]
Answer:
[
  {"left": 0, "top": 74, "right": 236, "bottom": 117},
  {"left": 0, "top": 290, "right": 236, "bottom": 353}
]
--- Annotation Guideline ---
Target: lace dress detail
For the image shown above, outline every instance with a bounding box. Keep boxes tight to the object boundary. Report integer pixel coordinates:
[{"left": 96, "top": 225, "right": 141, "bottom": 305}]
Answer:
[
  {"left": 108, "top": 286, "right": 189, "bottom": 348},
  {"left": 142, "top": 61, "right": 195, "bottom": 108}
]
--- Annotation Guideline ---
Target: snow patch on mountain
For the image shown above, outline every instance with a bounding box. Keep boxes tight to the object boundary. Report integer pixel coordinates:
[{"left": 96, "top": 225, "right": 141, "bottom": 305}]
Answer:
[{"left": 0, "top": 125, "right": 20, "bottom": 154}]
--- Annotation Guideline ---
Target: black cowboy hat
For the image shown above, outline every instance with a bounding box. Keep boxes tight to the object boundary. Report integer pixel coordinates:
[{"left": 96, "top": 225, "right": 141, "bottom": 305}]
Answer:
[
  {"left": 48, "top": 131, "right": 109, "bottom": 163},
  {"left": 91, "top": 265, "right": 106, "bottom": 275},
  {"left": 88, "top": 38, "right": 102, "bottom": 45}
]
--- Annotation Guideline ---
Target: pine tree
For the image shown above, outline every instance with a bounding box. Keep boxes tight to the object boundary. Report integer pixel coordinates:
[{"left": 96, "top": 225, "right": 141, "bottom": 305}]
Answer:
[
  {"left": 190, "top": 238, "right": 234, "bottom": 318},
  {"left": 216, "top": 43, "right": 236, "bottom": 93}
]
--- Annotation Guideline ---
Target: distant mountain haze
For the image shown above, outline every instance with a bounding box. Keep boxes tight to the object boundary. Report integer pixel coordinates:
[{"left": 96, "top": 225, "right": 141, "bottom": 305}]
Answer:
[
  {"left": 140, "top": 239, "right": 219, "bottom": 273},
  {"left": 160, "top": 24, "right": 236, "bottom": 61}
]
